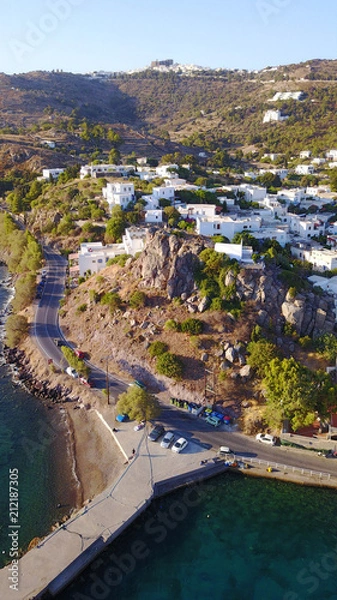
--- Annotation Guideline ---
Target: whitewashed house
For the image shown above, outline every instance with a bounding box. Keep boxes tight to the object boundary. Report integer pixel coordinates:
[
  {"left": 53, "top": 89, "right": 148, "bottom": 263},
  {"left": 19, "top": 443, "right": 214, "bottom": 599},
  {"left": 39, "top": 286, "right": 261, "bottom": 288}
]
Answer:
[
  {"left": 78, "top": 242, "right": 126, "bottom": 276},
  {"left": 309, "top": 248, "right": 337, "bottom": 271},
  {"left": 122, "top": 227, "right": 147, "bottom": 256},
  {"left": 263, "top": 110, "right": 288, "bottom": 123},
  {"left": 311, "top": 157, "right": 326, "bottom": 166},
  {"left": 145, "top": 209, "right": 163, "bottom": 224},
  {"left": 253, "top": 227, "right": 290, "bottom": 248},
  {"left": 80, "top": 164, "right": 134, "bottom": 179},
  {"left": 155, "top": 164, "right": 179, "bottom": 178},
  {"left": 287, "top": 214, "right": 325, "bottom": 239},
  {"left": 259, "top": 168, "right": 288, "bottom": 180},
  {"left": 103, "top": 182, "right": 135, "bottom": 211},
  {"left": 299, "top": 151, "right": 312, "bottom": 159},
  {"left": 196, "top": 214, "right": 262, "bottom": 239},
  {"left": 326, "top": 150, "right": 337, "bottom": 161},
  {"left": 295, "top": 165, "right": 315, "bottom": 175},
  {"left": 214, "top": 242, "right": 254, "bottom": 263},
  {"left": 178, "top": 204, "right": 217, "bottom": 221},
  {"left": 42, "top": 168, "right": 65, "bottom": 180},
  {"left": 152, "top": 185, "right": 175, "bottom": 202},
  {"left": 239, "top": 184, "right": 267, "bottom": 202},
  {"left": 277, "top": 188, "right": 306, "bottom": 203}
]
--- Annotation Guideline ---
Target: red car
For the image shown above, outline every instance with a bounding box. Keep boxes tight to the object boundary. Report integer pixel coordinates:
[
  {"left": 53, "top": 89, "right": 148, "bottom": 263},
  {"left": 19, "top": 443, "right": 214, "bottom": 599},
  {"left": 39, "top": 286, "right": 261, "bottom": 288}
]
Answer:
[
  {"left": 74, "top": 349, "right": 85, "bottom": 359},
  {"left": 79, "top": 377, "right": 93, "bottom": 388}
]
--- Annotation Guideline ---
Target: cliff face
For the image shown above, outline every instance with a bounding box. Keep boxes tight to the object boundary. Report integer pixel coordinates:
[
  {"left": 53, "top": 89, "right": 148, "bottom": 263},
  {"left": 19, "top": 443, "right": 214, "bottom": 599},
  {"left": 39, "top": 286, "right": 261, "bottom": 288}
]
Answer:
[
  {"left": 132, "top": 229, "right": 206, "bottom": 299},
  {"left": 234, "top": 269, "right": 336, "bottom": 338},
  {"left": 133, "top": 231, "right": 336, "bottom": 338}
]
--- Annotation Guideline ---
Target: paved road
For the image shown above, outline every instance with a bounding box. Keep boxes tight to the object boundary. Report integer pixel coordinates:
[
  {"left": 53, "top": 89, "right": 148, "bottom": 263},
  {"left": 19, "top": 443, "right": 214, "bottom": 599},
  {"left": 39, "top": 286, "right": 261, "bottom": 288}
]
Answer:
[{"left": 33, "top": 246, "right": 127, "bottom": 397}]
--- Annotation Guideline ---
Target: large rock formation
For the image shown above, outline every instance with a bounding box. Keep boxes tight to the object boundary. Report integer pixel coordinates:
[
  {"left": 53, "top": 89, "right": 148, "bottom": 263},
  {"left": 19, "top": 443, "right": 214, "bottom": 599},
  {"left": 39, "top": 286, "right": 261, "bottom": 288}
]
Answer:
[
  {"left": 133, "top": 229, "right": 205, "bottom": 299},
  {"left": 133, "top": 230, "right": 336, "bottom": 337}
]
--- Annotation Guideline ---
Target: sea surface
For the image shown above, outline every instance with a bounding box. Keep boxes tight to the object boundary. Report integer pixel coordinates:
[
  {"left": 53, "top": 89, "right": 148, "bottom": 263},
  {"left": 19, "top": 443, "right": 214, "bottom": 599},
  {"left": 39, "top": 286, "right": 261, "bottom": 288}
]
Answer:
[
  {"left": 0, "top": 266, "right": 77, "bottom": 569},
  {"left": 57, "top": 473, "right": 337, "bottom": 600}
]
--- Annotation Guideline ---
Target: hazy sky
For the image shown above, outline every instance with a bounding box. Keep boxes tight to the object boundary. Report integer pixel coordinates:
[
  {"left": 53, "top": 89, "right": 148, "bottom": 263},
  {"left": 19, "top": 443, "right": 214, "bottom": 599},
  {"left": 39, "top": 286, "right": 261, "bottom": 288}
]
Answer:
[{"left": 1, "top": 0, "right": 336, "bottom": 74}]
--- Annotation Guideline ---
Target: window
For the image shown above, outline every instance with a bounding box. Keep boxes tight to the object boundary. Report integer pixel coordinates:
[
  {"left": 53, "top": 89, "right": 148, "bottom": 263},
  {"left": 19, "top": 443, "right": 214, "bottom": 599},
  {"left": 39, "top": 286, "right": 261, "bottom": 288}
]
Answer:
[{"left": 98, "top": 259, "right": 103, "bottom": 263}]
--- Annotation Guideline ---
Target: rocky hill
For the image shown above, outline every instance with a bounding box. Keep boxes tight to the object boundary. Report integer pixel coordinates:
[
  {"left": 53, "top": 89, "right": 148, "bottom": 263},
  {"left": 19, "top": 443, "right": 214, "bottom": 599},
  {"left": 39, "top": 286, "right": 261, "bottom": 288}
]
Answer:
[
  {"left": 59, "top": 229, "right": 334, "bottom": 418},
  {"left": 1, "top": 59, "right": 337, "bottom": 176}
]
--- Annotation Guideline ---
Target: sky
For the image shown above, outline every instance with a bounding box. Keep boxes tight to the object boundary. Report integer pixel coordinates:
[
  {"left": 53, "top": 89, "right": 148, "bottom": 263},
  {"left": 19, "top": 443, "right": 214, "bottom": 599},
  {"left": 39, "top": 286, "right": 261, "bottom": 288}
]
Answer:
[{"left": 0, "top": 0, "right": 336, "bottom": 75}]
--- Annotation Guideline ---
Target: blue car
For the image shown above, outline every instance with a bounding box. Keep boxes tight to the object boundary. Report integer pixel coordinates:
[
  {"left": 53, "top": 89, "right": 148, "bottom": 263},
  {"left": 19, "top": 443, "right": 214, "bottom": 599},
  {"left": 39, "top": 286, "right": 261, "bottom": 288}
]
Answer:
[{"left": 116, "top": 414, "right": 129, "bottom": 423}]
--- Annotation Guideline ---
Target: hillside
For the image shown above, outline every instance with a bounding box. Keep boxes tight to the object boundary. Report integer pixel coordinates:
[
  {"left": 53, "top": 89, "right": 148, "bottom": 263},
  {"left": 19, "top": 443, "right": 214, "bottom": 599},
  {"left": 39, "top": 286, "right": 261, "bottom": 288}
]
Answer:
[{"left": 1, "top": 59, "right": 337, "bottom": 176}]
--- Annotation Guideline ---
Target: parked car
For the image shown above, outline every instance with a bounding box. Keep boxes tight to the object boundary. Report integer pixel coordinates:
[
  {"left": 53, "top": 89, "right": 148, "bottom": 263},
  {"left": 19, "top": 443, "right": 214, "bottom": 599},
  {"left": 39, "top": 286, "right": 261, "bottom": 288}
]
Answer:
[
  {"left": 79, "top": 376, "right": 93, "bottom": 388},
  {"left": 74, "top": 349, "right": 85, "bottom": 359},
  {"left": 256, "top": 433, "right": 276, "bottom": 446},
  {"left": 218, "top": 446, "right": 234, "bottom": 455},
  {"left": 161, "top": 431, "right": 175, "bottom": 449},
  {"left": 325, "top": 450, "right": 337, "bottom": 458},
  {"left": 172, "top": 437, "right": 188, "bottom": 453},
  {"left": 205, "top": 415, "right": 222, "bottom": 427},
  {"left": 134, "top": 421, "right": 145, "bottom": 431},
  {"left": 66, "top": 366, "right": 78, "bottom": 378},
  {"left": 148, "top": 424, "right": 165, "bottom": 441},
  {"left": 54, "top": 338, "right": 65, "bottom": 347},
  {"left": 132, "top": 380, "right": 146, "bottom": 390},
  {"left": 116, "top": 414, "right": 129, "bottom": 423}
]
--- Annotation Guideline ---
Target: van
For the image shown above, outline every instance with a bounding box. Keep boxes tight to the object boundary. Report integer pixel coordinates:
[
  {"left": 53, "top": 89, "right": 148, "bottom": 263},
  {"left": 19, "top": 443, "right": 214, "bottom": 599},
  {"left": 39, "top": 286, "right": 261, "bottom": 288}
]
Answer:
[{"left": 218, "top": 446, "right": 233, "bottom": 455}]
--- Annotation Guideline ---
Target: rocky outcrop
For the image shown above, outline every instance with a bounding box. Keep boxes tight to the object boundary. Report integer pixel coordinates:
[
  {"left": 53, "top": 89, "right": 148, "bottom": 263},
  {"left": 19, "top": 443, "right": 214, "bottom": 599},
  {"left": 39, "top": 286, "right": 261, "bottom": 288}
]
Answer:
[
  {"left": 133, "top": 230, "right": 336, "bottom": 338},
  {"left": 133, "top": 229, "right": 205, "bottom": 299}
]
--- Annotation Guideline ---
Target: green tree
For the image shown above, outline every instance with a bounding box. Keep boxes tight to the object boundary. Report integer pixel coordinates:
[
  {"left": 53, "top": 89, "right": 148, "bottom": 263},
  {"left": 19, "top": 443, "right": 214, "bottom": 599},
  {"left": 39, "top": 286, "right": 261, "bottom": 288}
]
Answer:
[
  {"left": 116, "top": 386, "right": 161, "bottom": 422},
  {"left": 156, "top": 352, "right": 184, "bottom": 380},
  {"left": 247, "top": 340, "right": 279, "bottom": 377},
  {"left": 104, "top": 206, "right": 126, "bottom": 243},
  {"left": 181, "top": 318, "right": 204, "bottom": 335},
  {"left": 315, "top": 333, "right": 337, "bottom": 363},
  {"left": 5, "top": 314, "right": 29, "bottom": 348},
  {"left": 129, "top": 290, "right": 147, "bottom": 308},
  {"left": 263, "top": 357, "right": 317, "bottom": 431}
]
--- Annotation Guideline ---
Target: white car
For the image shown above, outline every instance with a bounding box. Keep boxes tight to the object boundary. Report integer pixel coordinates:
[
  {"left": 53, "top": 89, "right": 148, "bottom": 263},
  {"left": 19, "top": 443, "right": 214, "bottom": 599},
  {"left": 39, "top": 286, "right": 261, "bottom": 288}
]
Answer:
[
  {"left": 172, "top": 437, "right": 188, "bottom": 453},
  {"left": 256, "top": 433, "right": 276, "bottom": 446},
  {"left": 161, "top": 431, "right": 175, "bottom": 449},
  {"left": 66, "top": 366, "right": 79, "bottom": 379}
]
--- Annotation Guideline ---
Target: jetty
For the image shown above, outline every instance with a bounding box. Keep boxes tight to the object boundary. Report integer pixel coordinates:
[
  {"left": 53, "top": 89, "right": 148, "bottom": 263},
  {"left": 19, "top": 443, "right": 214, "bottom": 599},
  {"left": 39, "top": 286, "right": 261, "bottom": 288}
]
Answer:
[{"left": 0, "top": 412, "right": 228, "bottom": 600}]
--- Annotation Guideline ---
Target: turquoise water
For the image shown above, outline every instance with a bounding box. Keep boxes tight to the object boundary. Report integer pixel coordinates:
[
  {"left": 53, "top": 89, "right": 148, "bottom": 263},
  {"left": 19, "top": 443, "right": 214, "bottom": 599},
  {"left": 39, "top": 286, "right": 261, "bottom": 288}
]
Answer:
[
  {"left": 0, "top": 267, "right": 76, "bottom": 567},
  {"left": 58, "top": 473, "right": 337, "bottom": 600}
]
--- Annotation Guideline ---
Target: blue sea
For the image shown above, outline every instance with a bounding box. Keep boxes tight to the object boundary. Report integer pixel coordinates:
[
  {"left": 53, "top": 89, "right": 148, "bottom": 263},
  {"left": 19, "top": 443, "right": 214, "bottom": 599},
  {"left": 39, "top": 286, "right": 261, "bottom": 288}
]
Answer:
[
  {"left": 0, "top": 266, "right": 77, "bottom": 568},
  {"left": 57, "top": 473, "right": 337, "bottom": 600}
]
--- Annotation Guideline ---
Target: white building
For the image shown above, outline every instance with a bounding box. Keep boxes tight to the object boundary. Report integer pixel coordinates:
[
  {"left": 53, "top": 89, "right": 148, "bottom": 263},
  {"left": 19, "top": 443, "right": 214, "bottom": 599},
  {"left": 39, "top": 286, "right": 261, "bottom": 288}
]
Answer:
[
  {"left": 270, "top": 91, "right": 304, "bottom": 102},
  {"left": 155, "top": 164, "right": 179, "bottom": 178},
  {"left": 326, "top": 150, "right": 337, "bottom": 161},
  {"left": 80, "top": 164, "right": 134, "bottom": 179},
  {"left": 277, "top": 188, "right": 306, "bottom": 203},
  {"left": 287, "top": 214, "right": 325, "bottom": 239},
  {"left": 41, "top": 140, "right": 56, "bottom": 149},
  {"left": 259, "top": 168, "right": 289, "bottom": 180},
  {"left": 214, "top": 242, "right": 254, "bottom": 263},
  {"left": 145, "top": 209, "right": 163, "bottom": 224},
  {"left": 152, "top": 185, "right": 175, "bottom": 201},
  {"left": 42, "top": 168, "right": 65, "bottom": 180},
  {"left": 262, "top": 153, "right": 280, "bottom": 161},
  {"left": 295, "top": 164, "right": 315, "bottom": 175},
  {"left": 263, "top": 110, "right": 288, "bottom": 123},
  {"left": 178, "top": 204, "right": 217, "bottom": 221},
  {"left": 308, "top": 248, "right": 337, "bottom": 272},
  {"left": 253, "top": 227, "right": 290, "bottom": 248},
  {"left": 78, "top": 242, "right": 126, "bottom": 276},
  {"left": 196, "top": 214, "right": 262, "bottom": 239},
  {"left": 122, "top": 227, "right": 147, "bottom": 256},
  {"left": 299, "top": 151, "right": 312, "bottom": 159},
  {"left": 239, "top": 184, "right": 267, "bottom": 202},
  {"left": 311, "top": 157, "right": 326, "bottom": 166},
  {"left": 102, "top": 182, "right": 135, "bottom": 211}
]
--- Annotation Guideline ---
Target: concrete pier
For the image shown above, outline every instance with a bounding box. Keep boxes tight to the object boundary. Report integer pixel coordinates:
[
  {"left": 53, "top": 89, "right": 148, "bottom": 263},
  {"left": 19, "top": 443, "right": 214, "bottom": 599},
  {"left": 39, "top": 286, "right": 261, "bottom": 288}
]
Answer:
[{"left": 0, "top": 412, "right": 225, "bottom": 600}]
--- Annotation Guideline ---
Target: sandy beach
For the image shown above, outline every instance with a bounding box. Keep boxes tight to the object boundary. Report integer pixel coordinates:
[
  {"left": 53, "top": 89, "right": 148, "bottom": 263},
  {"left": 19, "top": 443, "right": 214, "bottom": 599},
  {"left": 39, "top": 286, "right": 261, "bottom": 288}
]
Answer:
[{"left": 19, "top": 333, "right": 125, "bottom": 508}]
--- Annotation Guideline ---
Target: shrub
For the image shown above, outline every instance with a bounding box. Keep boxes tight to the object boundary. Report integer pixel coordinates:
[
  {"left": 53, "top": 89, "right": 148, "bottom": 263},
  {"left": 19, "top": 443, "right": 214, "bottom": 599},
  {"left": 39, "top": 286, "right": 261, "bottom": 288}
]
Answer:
[
  {"left": 156, "top": 352, "right": 183, "bottom": 380},
  {"left": 181, "top": 318, "right": 204, "bottom": 335},
  {"left": 148, "top": 341, "right": 169, "bottom": 358},
  {"left": 210, "top": 297, "right": 223, "bottom": 311},
  {"left": 129, "top": 290, "right": 147, "bottom": 308},
  {"left": 76, "top": 303, "right": 87, "bottom": 314},
  {"left": 164, "top": 319, "right": 181, "bottom": 332},
  {"left": 106, "top": 254, "right": 131, "bottom": 267},
  {"left": 100, "top": 292, "right": 121, "bottom": 310},
  {"left": 298, "top": 336, "right": 312, "bottom": 349},
  {"left": 288, "top": 287, "right": 297, "bottom": 299},
  {"left": 96, "top": 275, "right": 105, "bottom": 284}
]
